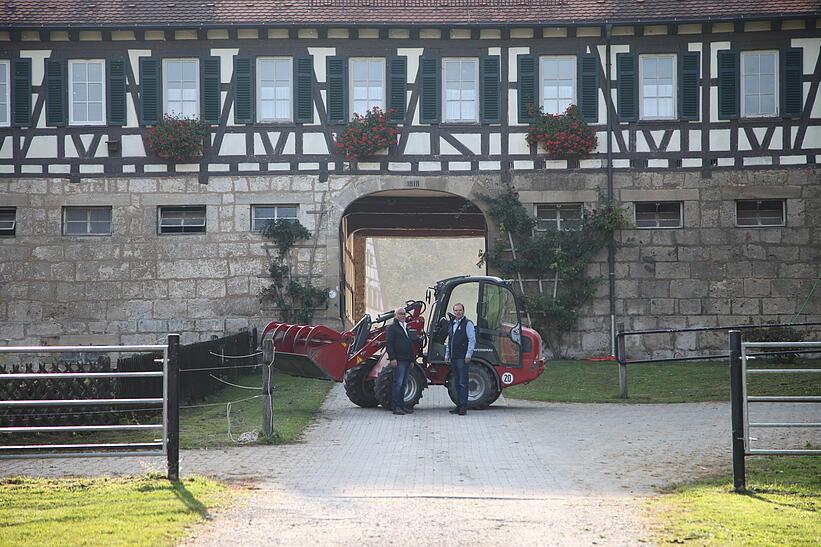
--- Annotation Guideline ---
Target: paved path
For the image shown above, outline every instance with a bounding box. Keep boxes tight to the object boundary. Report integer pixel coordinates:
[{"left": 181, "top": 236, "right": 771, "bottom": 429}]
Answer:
[{"left": 3, "top": 385, "right": 818, "bottom": 546}]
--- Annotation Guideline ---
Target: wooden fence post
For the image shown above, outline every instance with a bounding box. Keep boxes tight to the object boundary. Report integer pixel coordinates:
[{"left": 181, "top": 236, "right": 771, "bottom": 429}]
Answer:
[
  {"left": 166, "top": 333, "right": 180, "bottom": 482},
  {"left": 261, "top": 338, "right": 273, "bottom": 438}
]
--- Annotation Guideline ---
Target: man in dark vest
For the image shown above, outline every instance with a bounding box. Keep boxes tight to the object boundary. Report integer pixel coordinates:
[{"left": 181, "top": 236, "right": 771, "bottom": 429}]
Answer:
[
  {"left": 444, "top": 302, "right": 476, "bottom": 415},
  {"left": 385, "top": 307, "right": 415, "bottom": 415}
]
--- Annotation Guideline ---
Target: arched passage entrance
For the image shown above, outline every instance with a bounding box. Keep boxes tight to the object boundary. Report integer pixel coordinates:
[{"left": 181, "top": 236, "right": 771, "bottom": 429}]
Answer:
[{"left": 339, "top": 189, "right": 487, "bottom": 326}]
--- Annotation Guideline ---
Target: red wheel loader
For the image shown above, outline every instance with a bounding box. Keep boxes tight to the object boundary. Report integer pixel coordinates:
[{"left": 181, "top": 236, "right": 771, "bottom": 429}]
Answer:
[{"left": 261, "top": 275, "right": 546, "bottom": 410}]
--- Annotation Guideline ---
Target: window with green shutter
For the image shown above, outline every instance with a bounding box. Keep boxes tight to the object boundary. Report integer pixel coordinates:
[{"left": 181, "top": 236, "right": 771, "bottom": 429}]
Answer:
[
  {"left": 45, "top": 58, "right": 66, "bottom": 126},
  {"left": 781, "top": 47, "right": 803, "bottom": 118},
  {"left": 326, "top": 56, "right": 347, "bottom": 123},
  {"left": 12, "top": 58, "right": 32, "bottom": 126},
  {"left": 517, "top": 54, "right": 536, "bottom": 123},
  {"left": 233, "top": 57, "right": 252, "bottom": 124},
  {"left": 294, "top": 56, "right": 314, "bottom": 124},
  {"left": 578, "top": 53, "right": 599, "bottom": 122},
  {"left": 679, "top": 52, "right": 700, "bottom": 121},
  {"left": 717, "top": 50, "right": 739, "bottom": 119},
  {"left": 108, "top": 57, "right": 127, "bottom": 125},
  {"left": 201, "top": 57, "right": 221, "bottom": 124},
  {"left": 139, "top": 57, "right": 160, "bottom": 125},
  {"left": 480, "top": 55, "right": 500, "bottom": 124},
  {"left": 616, "top": 53, "right": 637, "bottom": 121},
  {"left": 388, "top": 56, "right": 407, "bottom": 122},
  {"left": 418, "top": 56, "right": 440, "bottom": 124}
]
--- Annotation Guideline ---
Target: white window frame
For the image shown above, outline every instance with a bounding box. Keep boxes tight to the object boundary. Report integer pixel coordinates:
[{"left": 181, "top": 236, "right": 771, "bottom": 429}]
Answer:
[
  {"left": 158, "top": 206, "right": 207, "bottom": 235},
  {"left": 735, "top": 199, "right": 785, "bottom": 228},
  {"left": 163, "top": 58, "right": 200, "bottom": 118},
  {"left": 741, "top": 50, "right": 779, "bottom": 118},
  {"left": 634, "top": 202, "right": 683, "bottom": 229},
  {"left": 442, "top": 57, "right": 479, "bottom": 123},
  {"left": 68, "top": 59, "right": 106, "bottom": 126},
  {"left": 256, "top": 57, "right": 293, "bottom": 123},
  {"left": 0, "top": 61, "right": 9, "bottom": 127},
  {"left": 539, "top": 55, "right": 576, "bottom": 115},
  {"left": 348, "top": 57, "right": 386, "bottom": 118},
  {"left": 534, "top": 203, "right": 584, "bottom": 232},
  {"left": 62, "top": 206, "right": 112, "bottom": 236},
  {"left": 251, "top": 204, "right": 298, "bottom": 232},
  {"left": 639, "top": 54, "right": 677, "bottom": 121},
  {"left": 0, "top": 207, "right": 16, "bottom": 236}
]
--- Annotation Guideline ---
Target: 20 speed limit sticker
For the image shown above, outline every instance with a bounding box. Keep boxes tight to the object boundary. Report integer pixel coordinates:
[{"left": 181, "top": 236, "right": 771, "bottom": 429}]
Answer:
[{"left": 501, "top": 372, "right": 514, "bottom": 385}]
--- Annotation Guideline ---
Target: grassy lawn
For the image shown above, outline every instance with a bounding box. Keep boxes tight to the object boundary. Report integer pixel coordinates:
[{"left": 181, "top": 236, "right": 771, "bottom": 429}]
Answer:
[
  {"left": 652, "top": 455, "right": 821, "bottom": 546},
  {"left": 3, "top": 370, "right": 333, "bottom": 451},
  {"left": 0, "top": 475, "right": 230, "bottom": 546},
  {"left": 505, "top": 359, "right": 821, "bottom": 403}
]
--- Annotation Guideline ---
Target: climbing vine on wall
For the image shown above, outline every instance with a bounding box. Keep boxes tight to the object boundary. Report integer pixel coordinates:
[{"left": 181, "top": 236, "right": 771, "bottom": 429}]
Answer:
[
  {"left": 259, "top": 219, "right": 328, "bottom": 324},
  {"left": 478, "top": 187, "right": 628, "bottom": 357}
]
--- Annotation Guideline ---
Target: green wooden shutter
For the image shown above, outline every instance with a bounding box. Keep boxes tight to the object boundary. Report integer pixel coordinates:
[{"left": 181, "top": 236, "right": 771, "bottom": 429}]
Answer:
[
  {"left": 387, "top": 56, "right": 407, "bottom": 122},
  {"left": 233, "top": 57, "right": 252, "bottom": 124},
  {"left": 139, "top": 57, "right": 160, "bottom": 125},
  {"left": 577, "top": 53, "right": 599, "bottom": 122},
  {"left": 201, "top": 56, "right": 221, "bottom": 124},
  {"left": 480, "top": 55, "right": 500, "bottom": 124},
  {"left": 717, "top": 50, "right": 739, "bottom": 120},
  {"left": 45, "top": 58, "right": 66, "bottom": 126},
  {"left": 781, "top": 48, "right": 803, "bottom": 118},
  {"left": 294, "top": 56, "right": 314, "bottom": 124},
  {"left": 12, "top": 58, "right": 32, "bottom": 126},
  {"left": 616, "top": 53, "right": 637, "bottom": 121},
  {"left": 517, "top": 54, "right": 536, "bottom": 123},
  {"left": 679, "top": 52, "right": 700, "bottom": 121},
  {"left": 418, "top": 56, "right": 440, "bottom": 124},
  {"left": 108, "top": 57, "right": 127, "bottom": 125},
  {"left": 326, "top": 56, "right": 347, "bottom": 123}
]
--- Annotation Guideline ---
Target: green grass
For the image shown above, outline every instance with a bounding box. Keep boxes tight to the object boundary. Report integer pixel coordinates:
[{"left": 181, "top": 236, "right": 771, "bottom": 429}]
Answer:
[
  {"left": 4, "top": 370, "right": 333, "bottom": 451},
  {"left": 505, "top": 359, "right": 821, "bottom": 403},
  {"left": 652, "top": 455, "right": 821, "bottom": 546},
  {"left": 0, "top": 475, "right": 230, "bottom": 546}
]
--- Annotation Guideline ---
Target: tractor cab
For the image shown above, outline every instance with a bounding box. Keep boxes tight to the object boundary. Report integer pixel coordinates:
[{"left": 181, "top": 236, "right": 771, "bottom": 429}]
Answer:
[{"left": 426, "top": 276, "right": 525, "bottom": 369}]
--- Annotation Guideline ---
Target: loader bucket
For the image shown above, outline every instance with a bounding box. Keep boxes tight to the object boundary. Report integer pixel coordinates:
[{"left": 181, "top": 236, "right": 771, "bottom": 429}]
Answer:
[{"left": 261, "top": 321, "right": 350, "bottom": 382}]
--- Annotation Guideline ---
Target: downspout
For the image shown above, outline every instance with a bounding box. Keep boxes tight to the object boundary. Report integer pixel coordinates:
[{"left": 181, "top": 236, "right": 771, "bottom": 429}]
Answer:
[{"left": 605, "top": 24, "right": 617, "bottom": 356}]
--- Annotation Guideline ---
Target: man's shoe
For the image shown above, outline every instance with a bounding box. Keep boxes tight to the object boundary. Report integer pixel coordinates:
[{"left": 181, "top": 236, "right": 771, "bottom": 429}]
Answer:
[
  {"left": 392, "top": 408, "right": 406, "bottom": 415},
  {"left": 402, "top": 407, "right": 414, "bottom": 414},
  {"left": 449, "top": 408, "right": 459, "bottom": 414},
  {"left": 458, "top": 408, "right": 467, "bottom": 416}
]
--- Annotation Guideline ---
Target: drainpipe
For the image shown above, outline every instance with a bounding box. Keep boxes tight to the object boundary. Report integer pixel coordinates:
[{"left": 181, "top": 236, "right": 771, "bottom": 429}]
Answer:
[{"left": 605, "top": 24, "right": 617, "bottom": 357}]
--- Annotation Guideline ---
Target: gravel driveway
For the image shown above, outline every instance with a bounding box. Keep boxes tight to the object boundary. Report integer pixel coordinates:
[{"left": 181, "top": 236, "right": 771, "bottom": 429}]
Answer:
[{"left": 4, "top": 384, "right": 817, "bottom": 546}]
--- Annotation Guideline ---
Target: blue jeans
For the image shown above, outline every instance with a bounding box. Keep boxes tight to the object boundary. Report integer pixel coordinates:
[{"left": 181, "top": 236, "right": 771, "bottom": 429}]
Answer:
[
  {"left": 392, "top": 360, "right": 411, "bottom": 410},
  {"left": 451, "top": 358, "right": 469, "bottom": 410}
]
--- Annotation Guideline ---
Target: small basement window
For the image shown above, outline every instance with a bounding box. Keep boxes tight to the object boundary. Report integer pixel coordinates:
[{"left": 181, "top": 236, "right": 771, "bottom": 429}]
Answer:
[
  {"left": 635, "top": 202, "right": 683, "bottom": 228},
  {"left": 0, "top": 207, "right": 16, "bottom": 236},
  {"left": 736, "top": 200, "right": 785, "bottom": 227},
  {"left": 158, "top": 206, "right": 206, "bottom": 234},
  {"left": 535, "top": 203, "right": 583, "bottom": 231},
  {"left": 252, "top": 204, "right": 298, "bottom": 232},
  {"left": 63, "top": 206, "right": 112, "bottom": 236}
]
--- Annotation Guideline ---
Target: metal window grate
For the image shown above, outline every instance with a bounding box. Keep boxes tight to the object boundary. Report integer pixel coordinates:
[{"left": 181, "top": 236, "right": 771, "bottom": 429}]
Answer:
[
  {"left": 736, "top": 199, "right": 785, "bottom": 227},
  {"left": 62, "top": 206, "right": 112, "bottom": 236},
  {"left": 635, "top": 201, "right": 682, "bottom": 229}
]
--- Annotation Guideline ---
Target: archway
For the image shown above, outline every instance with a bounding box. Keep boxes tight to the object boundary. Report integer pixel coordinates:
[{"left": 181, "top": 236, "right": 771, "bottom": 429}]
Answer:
[{"left": 339, "top": 189, "right": 487, "bottom": 326}]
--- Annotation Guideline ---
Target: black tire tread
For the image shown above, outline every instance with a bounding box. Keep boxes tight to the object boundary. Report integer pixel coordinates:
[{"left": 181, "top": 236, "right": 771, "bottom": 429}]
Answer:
[{"left": 343, "top": 362, "right": 379, "bottom": 408}]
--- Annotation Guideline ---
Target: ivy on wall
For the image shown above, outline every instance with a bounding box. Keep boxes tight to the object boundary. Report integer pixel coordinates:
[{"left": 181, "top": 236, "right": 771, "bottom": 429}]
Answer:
[
  {"left": 478, "top": 186, "right": 629, "bottom": 357},
  {"left": 259, "top": 219, "right": 328, "bottom": 324}
]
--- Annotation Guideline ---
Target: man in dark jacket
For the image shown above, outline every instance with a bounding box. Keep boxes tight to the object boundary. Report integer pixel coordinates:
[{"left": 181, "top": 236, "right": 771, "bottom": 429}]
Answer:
[
  {"left": 445, "top": 302, "right": 476, "bottom": 415},
  {"left": 385, "top": 307, "right": 415, "bottom": 415}
]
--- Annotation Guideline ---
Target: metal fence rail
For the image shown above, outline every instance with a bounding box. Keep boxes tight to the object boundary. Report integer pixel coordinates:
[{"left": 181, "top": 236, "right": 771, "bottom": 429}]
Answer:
[
  {"left": 0, "top": 336, "right": 181, "bottom": 481},
  {"left": 730, "top": 332, "right": 821, "bottom": 492}
]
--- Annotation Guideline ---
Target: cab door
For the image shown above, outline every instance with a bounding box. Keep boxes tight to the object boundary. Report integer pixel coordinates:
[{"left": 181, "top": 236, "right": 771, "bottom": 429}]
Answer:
[{"left": 475, "top": 282, "right": 523, "bottom": 367}]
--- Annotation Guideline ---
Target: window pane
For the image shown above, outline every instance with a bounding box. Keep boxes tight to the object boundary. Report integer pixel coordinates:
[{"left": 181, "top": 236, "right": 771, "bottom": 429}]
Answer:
[
  {"left": 182, "top": 61, "right": 196, "bottom": 81},
  {"left": 760, "top": 53, "right": 775, "bottom": 74},
  {"left": 87, "top": 62, "right": 102, "bottom": 81},
  {"left": 558, "top": 59, "right": 573, "bottom": 79},
  {"left": 277, "top": 206, "right": 298, "bottom": 219},
  {"left": 658, "top": 58, "right": 673, "bottom": 78},
  {"left": 745, "top": 95, "right": 760, "bottom": 115},
  {"left": 460, "top": 61, "right": 474, "bottom": 81},
  {"left": 90, "top": 208, "right": 111, "bottom": 222},
  {"left": 167, "top": 61, "right": 181, "bottom": 81},
  {"left": 760, "top": 74, "right": 774, "bottom": 95},
  {"left": 275, "top": 60, "right": 290, "bottom": 79},
  {"left": 258, "top": 60, "right": 274, "bottom": 79},
  {"left": 760, "top": 94, "right": 775, "bottom": 115},
  {"left": 72, "top": 62, "right": 86, "bottom": 82}
]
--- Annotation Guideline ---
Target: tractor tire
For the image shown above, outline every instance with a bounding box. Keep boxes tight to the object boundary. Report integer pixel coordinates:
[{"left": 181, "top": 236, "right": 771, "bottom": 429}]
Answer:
[
  {"left": 447, "top": 364, "right": 500, "bottom": 410},
  {"left": 343, "top": 361, "right": 379, "bottom": 408},
  {"left": 374, "top": 364, "right": 426, "bottom": 410}
]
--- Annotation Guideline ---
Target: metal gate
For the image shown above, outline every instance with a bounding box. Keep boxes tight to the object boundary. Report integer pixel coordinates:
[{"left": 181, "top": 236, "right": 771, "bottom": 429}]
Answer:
[
  {"left": 729, "top": 330, "right": 821, "bottom": 491},
  {"left": 0, "top": 335, "right": 180, "bottom": 480}
]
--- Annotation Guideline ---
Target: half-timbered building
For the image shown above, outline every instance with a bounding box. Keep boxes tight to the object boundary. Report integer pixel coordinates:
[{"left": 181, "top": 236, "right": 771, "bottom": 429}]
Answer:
[{"left": 0, "top": 0, "right": 819, "bottom": 356}]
